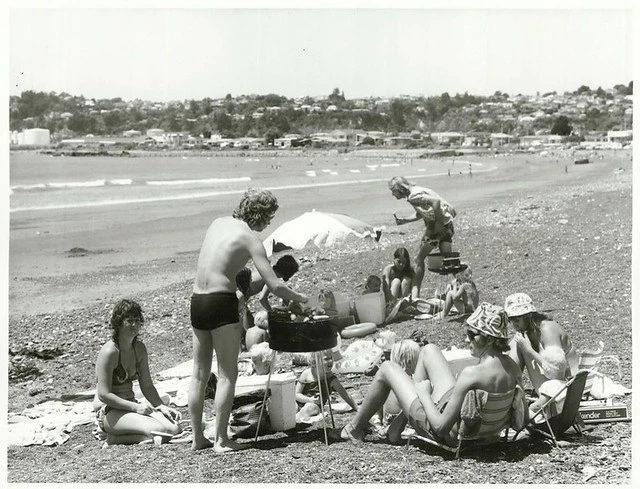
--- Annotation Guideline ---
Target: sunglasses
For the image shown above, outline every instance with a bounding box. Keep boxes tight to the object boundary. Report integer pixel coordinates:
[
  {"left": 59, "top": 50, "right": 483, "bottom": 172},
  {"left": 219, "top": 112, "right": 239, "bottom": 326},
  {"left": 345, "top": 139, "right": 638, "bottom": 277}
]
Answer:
[{"left": 466, "top": 329, "right": 477, "bottom": 341}]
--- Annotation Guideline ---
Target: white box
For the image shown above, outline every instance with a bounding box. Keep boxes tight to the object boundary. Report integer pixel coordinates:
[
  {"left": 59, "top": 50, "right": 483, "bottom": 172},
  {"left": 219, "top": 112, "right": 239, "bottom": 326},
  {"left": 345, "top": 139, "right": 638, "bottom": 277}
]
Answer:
[
  {"left": 442, "top": 347, "right": 478, "bottom": 377},
  {"left": 354, "top": 291, "right": 386, "bottom": 325},
  {"left": 235, "top": 372, "right": 297, "bottom": 431}
]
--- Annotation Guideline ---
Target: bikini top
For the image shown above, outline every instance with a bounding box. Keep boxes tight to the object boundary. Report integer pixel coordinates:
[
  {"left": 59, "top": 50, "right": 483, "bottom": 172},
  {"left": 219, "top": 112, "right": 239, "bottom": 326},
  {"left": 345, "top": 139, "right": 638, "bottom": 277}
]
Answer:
[{"left": 112, "top": 343, "right": 140, "bottom": 387}]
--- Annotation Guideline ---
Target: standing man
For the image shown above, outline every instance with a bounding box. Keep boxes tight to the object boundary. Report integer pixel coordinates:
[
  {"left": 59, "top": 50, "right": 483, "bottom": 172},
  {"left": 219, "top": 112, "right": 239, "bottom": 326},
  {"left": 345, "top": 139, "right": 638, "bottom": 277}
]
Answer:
[
  {"left": 189, "top": 188, "right": 308, "bottom": 453},
  {"left": 388, "top": 176, "right": 457, "bottom": 300}
]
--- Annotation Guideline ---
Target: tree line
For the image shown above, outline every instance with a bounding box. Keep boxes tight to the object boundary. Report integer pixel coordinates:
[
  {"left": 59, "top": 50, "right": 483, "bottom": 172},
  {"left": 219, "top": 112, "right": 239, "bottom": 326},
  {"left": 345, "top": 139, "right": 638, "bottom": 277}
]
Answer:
[{"left": 9, "top": 82, "right": 633, "bottom": 140}]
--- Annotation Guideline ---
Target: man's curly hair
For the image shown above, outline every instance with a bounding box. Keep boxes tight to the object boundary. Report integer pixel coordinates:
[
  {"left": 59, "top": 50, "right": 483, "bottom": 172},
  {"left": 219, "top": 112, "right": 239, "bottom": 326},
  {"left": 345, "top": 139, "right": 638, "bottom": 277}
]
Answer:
[
  {"left": 232, "top": 188, "right": 279, "bottom": 229},
  {"left": 110, "top": 299, "right": 144, "bottom": 346}
]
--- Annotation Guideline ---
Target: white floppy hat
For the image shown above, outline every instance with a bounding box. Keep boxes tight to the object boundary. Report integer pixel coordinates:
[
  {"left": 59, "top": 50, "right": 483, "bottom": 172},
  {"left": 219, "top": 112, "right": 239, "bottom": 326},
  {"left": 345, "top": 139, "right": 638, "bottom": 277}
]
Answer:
[{"left": 504, "top": 293, "right": 536, "bottom": 318}]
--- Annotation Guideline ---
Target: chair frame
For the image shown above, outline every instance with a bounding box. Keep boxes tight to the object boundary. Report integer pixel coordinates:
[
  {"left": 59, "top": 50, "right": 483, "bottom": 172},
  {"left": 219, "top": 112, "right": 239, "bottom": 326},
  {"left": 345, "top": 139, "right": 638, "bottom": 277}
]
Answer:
[
  {"left": 406, "top": 389, "right": 515, "bottom": 459},
  {"left": 519, "top": 369, "right": 589, "bottom": 447}
]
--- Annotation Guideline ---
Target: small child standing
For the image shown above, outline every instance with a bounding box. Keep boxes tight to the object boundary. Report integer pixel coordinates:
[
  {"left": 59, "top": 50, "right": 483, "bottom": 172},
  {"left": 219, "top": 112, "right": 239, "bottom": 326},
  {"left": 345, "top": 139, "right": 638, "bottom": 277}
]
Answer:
[
  {"left": 528, "top": 346, "right": 569, "bottom": 423},
  {"left": 295, "top": 350, "right": 358, "bottom": 423}
]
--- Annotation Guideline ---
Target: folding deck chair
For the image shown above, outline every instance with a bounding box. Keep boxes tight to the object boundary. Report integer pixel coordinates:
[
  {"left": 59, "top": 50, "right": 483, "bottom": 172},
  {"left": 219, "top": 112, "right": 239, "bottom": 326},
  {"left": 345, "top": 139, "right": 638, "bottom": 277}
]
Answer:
[
  {"left": 407, "top": 388, "right": 517, "bottom": 459},
  {"left": 577, "top": 341, "right": 622, "bottom": 400},
  {"left": 518, "top": 370, "right": 589, "bottom": 447}
]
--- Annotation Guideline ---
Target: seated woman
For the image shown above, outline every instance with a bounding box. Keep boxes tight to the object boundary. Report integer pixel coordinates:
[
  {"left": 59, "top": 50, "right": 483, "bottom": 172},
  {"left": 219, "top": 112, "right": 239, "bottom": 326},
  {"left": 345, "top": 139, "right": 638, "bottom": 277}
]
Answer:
[
  {"left": 504, "top": 292, "right": 578, "bottom": 394},
  {"left": 340, "top": 302, "right": 525, "bottom": 446},
  {"left": 296, "top": 350, "right": 358, "bottom": 423},
  {"left": 382, "top": 247, "right": 416, "bottom": 301},
  {"left": 93, "top": 299, "right": 182, "bottom": 445}
]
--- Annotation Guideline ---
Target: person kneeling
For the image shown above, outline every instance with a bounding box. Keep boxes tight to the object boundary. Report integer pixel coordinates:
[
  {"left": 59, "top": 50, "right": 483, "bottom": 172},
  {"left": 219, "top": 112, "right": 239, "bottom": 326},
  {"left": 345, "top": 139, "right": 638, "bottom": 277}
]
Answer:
[{"left": 93, "top": 299, "right": 182, "bottom": 446}]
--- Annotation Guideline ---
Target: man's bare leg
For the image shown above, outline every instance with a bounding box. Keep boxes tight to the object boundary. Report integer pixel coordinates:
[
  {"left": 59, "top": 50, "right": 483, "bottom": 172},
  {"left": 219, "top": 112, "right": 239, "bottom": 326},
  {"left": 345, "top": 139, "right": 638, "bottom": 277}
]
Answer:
[
  {"left": 210, "top": 321, "right": 249, "bottom": 453},
  {"left": 189, "top": 328, "right": 215, "bottom": 451}
]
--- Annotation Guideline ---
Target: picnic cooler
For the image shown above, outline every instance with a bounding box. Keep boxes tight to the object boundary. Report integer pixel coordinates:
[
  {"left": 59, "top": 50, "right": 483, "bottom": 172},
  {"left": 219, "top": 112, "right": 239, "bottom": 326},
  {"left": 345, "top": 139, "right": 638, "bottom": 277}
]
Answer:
[{"left": 235, "top": 372, "right": 297, "bottom": 431}]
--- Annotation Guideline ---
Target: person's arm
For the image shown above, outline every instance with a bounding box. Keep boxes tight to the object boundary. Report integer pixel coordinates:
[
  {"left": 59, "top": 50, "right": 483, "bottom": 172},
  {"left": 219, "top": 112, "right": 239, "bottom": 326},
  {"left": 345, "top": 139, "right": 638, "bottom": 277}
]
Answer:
[
  {"left": 258, "top": 284, "right": 272, "bottom": 311},
  {"left": 329, "top": 377, "right": 358, "bottom": 411},
  {"left": 381, "top": 265, "right": 393, "bottom": 301},
  {"left": 393, "top": 211, "right": 421, "bottom": 225},
  {"left": 248, "top": 236, "right": 308, "bottom": 304},
  {"left": 95, "top": 343, "right": 153, "bottom": 415},
  {"left": 528, "top": 393, "right": 551, "bottom": 415},
  {"left": 136, "top": 342, "right": 181, "bottom": 422},
  {"left": 514, "top": 332, "right": 546, "bottom": 368}
]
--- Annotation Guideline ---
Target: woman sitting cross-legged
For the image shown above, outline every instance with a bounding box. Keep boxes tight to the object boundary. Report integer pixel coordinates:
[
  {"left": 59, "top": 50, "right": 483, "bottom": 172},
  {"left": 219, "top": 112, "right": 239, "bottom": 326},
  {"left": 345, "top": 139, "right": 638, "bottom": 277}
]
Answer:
[
  {"left": 340, "top": 302, "right": 526, "bottom": 446},
  {"left": 93, "top": 299, "right": 182, "bottom": 445}
]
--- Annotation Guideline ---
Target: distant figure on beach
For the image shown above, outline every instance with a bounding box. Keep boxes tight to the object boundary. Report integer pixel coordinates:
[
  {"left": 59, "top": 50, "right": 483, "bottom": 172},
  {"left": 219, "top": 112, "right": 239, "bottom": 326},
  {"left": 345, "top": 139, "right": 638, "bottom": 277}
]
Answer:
[
  {"left": 93, "top": 299, "right": 182, "bottom": 446},
  {"left": 189, "top": 188, "right": 308, "bottom": 453},
  {"left": 504, "top": 293, "right": 578, "bottom": 394},
  {"left": 381, "top": 247, "right": 416, "bottom": 301},
  {"left": 434, "top": 266, "right": 479, "bottom": 320},
  {"left": 388, "top": 176, "right": 457, "bottom": 300}
]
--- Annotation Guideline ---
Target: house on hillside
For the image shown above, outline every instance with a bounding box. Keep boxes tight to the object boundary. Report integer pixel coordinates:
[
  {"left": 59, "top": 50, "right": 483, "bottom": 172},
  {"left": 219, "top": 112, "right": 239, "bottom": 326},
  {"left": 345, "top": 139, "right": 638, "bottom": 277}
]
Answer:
[{"left": 429, "top": 132, "right": 464, "bottom": 145}]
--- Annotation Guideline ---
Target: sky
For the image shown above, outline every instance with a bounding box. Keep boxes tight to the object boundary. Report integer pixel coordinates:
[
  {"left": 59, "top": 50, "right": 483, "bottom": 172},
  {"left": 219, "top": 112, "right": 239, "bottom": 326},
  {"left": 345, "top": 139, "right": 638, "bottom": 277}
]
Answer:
[{"left": 7, "top": 3, "right": 636, "bottom": 102}]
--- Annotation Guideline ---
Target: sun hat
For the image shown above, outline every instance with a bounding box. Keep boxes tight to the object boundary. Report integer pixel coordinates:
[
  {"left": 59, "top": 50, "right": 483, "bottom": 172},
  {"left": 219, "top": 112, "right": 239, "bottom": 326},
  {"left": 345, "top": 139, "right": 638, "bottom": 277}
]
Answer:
[
  {"left": 466, "top": 302, "right": 509, "bottom": 339},
  {"left": 504, "top": 293, "right": 536, "bottom": 318}
]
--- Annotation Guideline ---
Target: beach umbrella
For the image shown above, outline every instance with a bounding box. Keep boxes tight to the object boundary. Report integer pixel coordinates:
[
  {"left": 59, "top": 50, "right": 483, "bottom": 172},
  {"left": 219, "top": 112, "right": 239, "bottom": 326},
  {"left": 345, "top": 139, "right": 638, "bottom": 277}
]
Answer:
[{"left": 263, "top": 210, "right": 380, "bottom": 256}]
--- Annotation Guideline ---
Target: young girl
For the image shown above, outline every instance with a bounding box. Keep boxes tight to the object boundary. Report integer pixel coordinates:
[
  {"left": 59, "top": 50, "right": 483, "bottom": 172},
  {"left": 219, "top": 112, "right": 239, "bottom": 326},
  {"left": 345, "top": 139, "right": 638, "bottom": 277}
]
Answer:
[
  {"left": 93, "top": 299, "right": 182, "bottom": 445},
  {"left": 435, "top": 266, "right": 479, "bottom": 319},
  {"left": 382, "top": 247, "right": 416, "bottom": 301},
  {"left": 296, "top": 350, "right": 358, "bottom": 422}
]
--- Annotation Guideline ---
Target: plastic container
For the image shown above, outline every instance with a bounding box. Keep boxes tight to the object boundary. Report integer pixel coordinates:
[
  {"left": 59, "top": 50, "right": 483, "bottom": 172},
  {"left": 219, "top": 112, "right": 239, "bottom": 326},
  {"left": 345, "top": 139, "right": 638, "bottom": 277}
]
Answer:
[
  {"left": 354, "top": 291, "right": 386, "bottom": 325},
  {"left": 235, "top": 372, "right": 297, "bottom": 431},
  {"left": 333, "top": 292, "right": 351, "bottom": 317},
  {"left": 427, "top": 251, "right": 460, "bottom": 270}
]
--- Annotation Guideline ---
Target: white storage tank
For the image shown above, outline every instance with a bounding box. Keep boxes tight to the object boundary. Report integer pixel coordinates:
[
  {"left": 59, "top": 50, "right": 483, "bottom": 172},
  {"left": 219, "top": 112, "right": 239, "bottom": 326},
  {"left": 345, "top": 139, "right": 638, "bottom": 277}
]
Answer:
[{"left": 23, "top": 128, "right": 51, "bottom": 146}]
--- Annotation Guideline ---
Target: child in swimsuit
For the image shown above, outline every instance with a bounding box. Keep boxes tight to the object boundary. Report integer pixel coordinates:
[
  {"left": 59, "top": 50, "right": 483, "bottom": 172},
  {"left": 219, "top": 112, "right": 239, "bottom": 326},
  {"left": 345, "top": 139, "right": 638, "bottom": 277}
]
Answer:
[
  {"left": 295, "top": 350, "right": 358, "bottom": 422},
  {"left": 93, "top": 299, "right": 182, "bottom": 446}
]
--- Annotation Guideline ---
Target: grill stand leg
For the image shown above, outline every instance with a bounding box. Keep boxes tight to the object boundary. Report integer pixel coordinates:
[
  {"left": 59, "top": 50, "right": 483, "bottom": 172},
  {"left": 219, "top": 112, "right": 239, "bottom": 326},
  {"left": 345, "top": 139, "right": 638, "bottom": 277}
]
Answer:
[
  {"left": 254, "top": 349, "right": 278, "bottom": 443},
  {"left": 314, "top": 352, "right": 330, "bottom": 445}
]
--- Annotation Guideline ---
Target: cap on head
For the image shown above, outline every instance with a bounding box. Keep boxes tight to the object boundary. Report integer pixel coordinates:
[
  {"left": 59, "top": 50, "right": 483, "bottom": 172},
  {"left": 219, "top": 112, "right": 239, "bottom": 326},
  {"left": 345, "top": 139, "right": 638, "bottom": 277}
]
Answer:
[
  {"left": 504, "top": 293, "right": 536, "bottom": 318},
  {"left": 466, "top": 302, "right": 509, "bottom": 339}
]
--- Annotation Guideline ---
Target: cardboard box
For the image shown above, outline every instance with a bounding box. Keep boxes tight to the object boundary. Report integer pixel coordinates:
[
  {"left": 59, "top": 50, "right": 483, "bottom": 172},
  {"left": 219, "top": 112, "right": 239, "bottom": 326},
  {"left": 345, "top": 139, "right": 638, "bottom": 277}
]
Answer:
[
  {"left": 235, "top": 372, "right": 297, "bottom": 431},
  {"left": 579, "top": 400, "right": 630, "bottom": 424}
]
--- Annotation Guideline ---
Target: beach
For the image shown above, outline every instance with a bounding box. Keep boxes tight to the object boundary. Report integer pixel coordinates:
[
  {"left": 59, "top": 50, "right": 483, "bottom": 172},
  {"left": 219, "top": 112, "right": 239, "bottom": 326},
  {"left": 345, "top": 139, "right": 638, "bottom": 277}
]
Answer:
[
  {"left": 7, "top": 148, "right": 633, "bottom": 483},
  {"left": 9, "top": 149, "right": 620, "bottom": 317}
]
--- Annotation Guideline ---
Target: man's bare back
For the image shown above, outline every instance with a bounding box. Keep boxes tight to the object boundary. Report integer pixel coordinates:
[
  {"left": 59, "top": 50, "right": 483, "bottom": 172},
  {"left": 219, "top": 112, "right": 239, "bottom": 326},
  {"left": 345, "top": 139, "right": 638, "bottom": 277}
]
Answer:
[{"left": 193, "top": 216, "right": 255, "bottom": 294}]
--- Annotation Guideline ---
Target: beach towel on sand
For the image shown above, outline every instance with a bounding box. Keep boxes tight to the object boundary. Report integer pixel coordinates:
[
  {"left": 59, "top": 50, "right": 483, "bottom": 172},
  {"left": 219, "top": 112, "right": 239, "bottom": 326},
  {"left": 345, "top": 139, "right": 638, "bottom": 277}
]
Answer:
[{"left": 334, "top": 340, "right": 384, "bottom": 374}]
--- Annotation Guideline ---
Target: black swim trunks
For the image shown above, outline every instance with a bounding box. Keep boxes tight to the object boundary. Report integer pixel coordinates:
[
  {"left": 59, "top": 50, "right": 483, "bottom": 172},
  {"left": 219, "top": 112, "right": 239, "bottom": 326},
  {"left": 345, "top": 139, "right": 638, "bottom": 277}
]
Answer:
[{"left": 190, "top": 292, "right": 240, "bottom": 331}]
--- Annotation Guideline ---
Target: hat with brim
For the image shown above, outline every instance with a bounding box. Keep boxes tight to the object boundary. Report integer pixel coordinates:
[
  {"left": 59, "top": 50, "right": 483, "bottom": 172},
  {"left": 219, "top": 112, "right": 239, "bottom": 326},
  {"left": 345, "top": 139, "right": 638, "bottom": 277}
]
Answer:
[
  {"left": 504, "top": 293, "right": 536, "bottom": 318},
  {"left": 466, "top": 302, "right": 509, "bottom": 339}
]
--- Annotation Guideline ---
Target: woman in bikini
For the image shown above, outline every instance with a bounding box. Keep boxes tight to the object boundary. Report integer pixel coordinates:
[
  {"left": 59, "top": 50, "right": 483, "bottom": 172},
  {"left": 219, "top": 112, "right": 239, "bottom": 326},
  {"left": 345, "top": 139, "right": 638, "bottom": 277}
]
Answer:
[
  {"left": 93, "top": 299, "right": 182, "bottom": 445},
  {"left": 382, "top": 247, "right": 416, "bottom": 301},
  {"left": 340, "top": 302, "right": 525, "bottom": 447}
]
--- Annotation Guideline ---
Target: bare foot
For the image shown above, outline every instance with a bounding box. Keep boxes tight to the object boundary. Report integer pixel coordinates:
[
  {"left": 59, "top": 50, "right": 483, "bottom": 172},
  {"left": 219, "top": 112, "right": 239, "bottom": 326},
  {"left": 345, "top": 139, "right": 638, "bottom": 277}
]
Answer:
[
  {"left": 213, "top": 438, "right": 251, "bottom": 454},
  {"left": 191, "top": 436, "right": 214, "bottom": 451}
]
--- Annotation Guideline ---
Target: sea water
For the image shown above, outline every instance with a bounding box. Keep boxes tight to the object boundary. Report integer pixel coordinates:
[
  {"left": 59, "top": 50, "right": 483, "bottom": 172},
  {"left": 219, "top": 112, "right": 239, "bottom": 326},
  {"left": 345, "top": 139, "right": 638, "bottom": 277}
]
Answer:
[{"left": 9, "top": 152, "right": 453, "bottom": 214}]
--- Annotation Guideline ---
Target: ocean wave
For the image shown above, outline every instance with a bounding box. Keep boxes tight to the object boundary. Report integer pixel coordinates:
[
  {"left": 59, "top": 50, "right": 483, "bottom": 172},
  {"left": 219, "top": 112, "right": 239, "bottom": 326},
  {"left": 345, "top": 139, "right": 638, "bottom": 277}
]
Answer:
[
  {"left": 146, "top": 176, "right": 251, "bottom": 186},
  {"left": 48, "top": 179, "right": 107, "bottom": 188},
  {"left": 109, "top": 179, "right": 133, "bottom": 185}
]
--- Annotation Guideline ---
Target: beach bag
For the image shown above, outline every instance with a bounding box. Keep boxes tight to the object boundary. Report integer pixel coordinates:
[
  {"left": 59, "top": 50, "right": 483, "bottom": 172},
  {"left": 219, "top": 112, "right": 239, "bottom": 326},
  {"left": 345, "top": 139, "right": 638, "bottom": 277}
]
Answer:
[{"left": 229, "top": 388, "right": 272, "bottom": 439}]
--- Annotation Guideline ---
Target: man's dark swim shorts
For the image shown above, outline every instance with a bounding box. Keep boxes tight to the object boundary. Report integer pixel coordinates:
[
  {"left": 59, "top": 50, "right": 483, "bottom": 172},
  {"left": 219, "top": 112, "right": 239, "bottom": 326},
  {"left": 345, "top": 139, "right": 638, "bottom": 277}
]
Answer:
[{"left": 190, "top": 292, "right": 239, "bottom": 331}]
